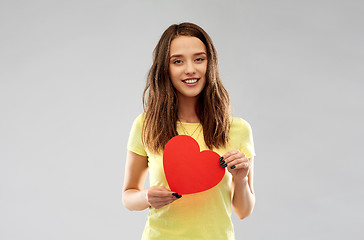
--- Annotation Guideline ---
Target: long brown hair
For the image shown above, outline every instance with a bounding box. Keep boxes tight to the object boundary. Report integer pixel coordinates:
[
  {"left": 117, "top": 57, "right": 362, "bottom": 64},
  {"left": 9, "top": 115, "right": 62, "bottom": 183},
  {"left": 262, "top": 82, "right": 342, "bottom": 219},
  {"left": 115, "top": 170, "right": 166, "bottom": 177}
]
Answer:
[{"left": 142, "top": 22, "right": 231, "bottom": 154}]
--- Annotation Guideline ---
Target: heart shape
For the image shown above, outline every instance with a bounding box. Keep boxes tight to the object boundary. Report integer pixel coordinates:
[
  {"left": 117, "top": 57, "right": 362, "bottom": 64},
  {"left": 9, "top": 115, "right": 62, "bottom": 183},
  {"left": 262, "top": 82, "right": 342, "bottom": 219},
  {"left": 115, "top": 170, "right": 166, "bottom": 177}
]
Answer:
[{"left": 163, "top": 135, "right": 225, "bottom": 195}]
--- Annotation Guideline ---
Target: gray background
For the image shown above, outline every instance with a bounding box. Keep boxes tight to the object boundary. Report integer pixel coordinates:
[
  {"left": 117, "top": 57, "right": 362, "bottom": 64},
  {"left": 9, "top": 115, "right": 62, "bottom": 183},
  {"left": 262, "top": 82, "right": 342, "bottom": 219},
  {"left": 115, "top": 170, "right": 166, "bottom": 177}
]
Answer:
[{"left": 1, "top": 0, "right": 363, "bottom": 239}]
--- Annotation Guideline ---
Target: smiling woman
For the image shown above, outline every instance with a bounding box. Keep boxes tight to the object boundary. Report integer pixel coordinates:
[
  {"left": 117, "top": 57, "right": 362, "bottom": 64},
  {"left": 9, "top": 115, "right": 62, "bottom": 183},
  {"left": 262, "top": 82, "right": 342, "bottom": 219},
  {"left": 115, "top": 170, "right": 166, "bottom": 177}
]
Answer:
[
  {"left": 169, "top": 36, "right": 207, "bottom": 100},
  {"left": 122, "top": 22, "right": 256, "bottom": 240}
]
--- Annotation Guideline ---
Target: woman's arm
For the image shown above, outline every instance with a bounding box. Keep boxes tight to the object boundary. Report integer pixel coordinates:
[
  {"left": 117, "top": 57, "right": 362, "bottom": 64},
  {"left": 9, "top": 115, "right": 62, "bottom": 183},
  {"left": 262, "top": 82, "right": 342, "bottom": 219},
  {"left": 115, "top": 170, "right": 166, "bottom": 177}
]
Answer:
[
  {"left": 220, "top": 150, "right": 255, "bottom": 219},
  {"left": 231, "top": 157, "right": 255, "bottom": 219},
  {"left": 122, "top": 150, "right": 179, "bottom": 211},
  {"left": 122, "top": 150, "right": 150, "bottom": 210}
]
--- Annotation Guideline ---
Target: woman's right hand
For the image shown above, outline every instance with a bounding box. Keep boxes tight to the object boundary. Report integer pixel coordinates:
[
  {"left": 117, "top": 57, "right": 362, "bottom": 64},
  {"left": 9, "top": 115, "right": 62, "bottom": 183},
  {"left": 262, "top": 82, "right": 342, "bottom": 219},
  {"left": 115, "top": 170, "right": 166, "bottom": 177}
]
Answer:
[{"left": 146, "top": 186, "right": 182, "bottom": 209}]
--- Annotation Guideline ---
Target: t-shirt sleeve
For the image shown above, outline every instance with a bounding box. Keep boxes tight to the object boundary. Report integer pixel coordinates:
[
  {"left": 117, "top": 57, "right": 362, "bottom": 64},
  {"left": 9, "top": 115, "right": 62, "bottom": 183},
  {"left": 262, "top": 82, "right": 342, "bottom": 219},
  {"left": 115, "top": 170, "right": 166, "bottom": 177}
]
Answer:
[
  {"left": 236, "top": 118, "right": 256, "bottom": 159},
  {"left": 127, "top": 113, "right": 148, "bottom": 157}
]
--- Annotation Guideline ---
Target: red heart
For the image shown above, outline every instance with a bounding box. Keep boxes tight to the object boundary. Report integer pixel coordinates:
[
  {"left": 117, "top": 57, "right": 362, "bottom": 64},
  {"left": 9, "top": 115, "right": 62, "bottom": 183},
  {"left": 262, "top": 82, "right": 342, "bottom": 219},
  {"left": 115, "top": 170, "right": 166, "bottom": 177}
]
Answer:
[{"left": 163, "top": 135, "right": 225, "bottom": 195}]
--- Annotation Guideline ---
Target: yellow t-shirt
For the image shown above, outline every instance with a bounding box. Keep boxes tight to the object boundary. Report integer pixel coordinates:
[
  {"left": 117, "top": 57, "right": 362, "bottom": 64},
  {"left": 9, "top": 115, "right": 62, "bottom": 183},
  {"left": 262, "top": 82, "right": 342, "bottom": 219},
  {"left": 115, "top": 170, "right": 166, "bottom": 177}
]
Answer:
[{"left": 127, "top": 113, "right": 256, "bottom": 240}]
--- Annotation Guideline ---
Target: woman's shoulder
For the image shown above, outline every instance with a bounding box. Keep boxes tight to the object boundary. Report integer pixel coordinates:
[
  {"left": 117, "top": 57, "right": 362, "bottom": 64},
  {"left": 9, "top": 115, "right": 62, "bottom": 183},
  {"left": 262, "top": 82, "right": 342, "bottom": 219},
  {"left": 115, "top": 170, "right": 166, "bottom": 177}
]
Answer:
[
  {"left": 132, "top": 112, "right": 146, "bottom": 123},
  {"left": 230, "top": 116, "right": 253, "bottom": 134},
  {"left": 230, "top": 116, "right": 252, "bottom": 128},
  {"left": 129, "top": 113, "right": 146, "bottom": 131}
]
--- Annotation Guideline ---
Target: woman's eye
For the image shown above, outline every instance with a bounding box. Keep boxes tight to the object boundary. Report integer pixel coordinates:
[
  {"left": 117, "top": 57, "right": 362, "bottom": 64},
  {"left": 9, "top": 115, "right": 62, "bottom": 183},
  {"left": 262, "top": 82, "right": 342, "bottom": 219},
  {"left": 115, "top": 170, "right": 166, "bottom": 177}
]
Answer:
[
  {"left": 196, "top": 58, "right": 205, "bottom": 62},
  {"left": 173, "top": 60, "right": 182, "bottom": 64}
]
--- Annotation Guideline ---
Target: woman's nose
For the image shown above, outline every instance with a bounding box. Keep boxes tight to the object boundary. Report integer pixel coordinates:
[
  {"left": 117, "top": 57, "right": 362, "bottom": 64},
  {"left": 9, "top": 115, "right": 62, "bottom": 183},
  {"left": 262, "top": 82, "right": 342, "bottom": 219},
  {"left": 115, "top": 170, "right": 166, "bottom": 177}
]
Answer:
[{"left": 184, "top": 61, "right": 196, "bottom": 75}]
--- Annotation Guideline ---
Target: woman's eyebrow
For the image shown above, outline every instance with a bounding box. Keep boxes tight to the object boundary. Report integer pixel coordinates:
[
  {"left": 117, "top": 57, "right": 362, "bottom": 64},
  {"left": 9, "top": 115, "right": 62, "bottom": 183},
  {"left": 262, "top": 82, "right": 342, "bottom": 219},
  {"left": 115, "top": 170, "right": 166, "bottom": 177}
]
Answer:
[{"left": 170, "top": 52, "right": 207, "bottom": 58}]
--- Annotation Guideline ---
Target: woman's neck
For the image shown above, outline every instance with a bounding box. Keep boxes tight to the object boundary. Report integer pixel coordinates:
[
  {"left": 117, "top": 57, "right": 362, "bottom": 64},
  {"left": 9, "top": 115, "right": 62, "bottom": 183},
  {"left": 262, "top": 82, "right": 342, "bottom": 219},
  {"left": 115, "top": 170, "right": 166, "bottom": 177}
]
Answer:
[{"left": 177, "top": 94, "right": 200, "bottom": 123}]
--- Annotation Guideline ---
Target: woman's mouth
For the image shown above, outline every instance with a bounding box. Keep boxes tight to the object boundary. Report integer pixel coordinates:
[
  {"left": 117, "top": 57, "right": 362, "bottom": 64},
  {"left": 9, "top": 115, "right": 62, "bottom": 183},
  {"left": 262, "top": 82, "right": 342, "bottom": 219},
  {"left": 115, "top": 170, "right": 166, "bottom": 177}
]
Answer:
[{"left": 182, "top": 78, "right": 200, "bottom": 86}]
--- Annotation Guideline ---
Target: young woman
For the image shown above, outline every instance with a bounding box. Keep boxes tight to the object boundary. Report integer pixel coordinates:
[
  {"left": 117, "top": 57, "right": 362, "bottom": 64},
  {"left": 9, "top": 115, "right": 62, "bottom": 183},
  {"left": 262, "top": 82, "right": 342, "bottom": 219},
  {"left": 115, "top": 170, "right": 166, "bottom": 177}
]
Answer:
[{"left": 122, "top": 22, "right": 256, "bottom": 240}]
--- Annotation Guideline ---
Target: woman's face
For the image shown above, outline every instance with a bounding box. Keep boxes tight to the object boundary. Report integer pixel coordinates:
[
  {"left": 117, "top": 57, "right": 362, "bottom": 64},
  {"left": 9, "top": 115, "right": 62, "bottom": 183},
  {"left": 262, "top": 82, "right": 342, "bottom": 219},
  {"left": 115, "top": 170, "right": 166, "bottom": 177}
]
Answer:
[{"left": 168, "top": 36, "right": 207, "bottom": 99}]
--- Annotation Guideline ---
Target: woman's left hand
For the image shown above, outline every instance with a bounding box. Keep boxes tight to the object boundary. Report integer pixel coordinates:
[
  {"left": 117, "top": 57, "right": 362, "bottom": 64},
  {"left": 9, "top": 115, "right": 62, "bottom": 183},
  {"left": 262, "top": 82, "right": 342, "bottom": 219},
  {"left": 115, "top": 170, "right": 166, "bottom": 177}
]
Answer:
[{"left": 219, "top": 149, "right": 251, "bottom": 180}]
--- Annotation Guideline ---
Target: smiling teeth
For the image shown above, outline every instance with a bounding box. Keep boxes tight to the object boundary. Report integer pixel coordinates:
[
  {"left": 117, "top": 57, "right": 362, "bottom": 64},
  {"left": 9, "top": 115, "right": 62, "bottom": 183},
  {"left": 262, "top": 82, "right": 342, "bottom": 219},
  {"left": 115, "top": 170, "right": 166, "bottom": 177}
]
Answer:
[{"left": 185, "top": 79, "right": 198, "bottom": 84}]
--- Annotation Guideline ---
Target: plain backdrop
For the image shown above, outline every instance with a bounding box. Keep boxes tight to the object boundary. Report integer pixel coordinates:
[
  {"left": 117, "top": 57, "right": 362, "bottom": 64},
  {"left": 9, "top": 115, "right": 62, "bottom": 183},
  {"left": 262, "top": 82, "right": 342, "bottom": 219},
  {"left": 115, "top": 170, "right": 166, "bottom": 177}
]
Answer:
[{"left": 1, "top": 0, "right": 363, "bottom": 239}]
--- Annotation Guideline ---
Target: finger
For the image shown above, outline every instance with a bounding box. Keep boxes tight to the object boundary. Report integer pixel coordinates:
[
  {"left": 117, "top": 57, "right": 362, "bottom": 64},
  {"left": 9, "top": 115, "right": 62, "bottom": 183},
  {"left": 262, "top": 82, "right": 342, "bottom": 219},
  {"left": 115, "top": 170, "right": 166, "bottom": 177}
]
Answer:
[
  {"left": 149, "top": 197, "right": 174, "bottom": 208},
  {"left": 220, "top": 153, "right": 246, "bottom": 168},
  {"left": 154, "top": 201, "right": 171, "bottom": 209},
  {"left": 226, "top": 153, "right": 246, "bottom": 164},
  {"left": 221, "top": 151, "right": 246, "bottom": 165},
  {"left": 226, "top": 158, "right": 248, "bottom": 169},
  {"left": 152, "top": 191, "right": 181, "bottom": 202},
  {"left": 221, "top": 149, "right": 240, "bottom": 160},
  {"left": 219, "top": 151, "right": 240, "bottom": 167},
  {"left": 149, "top": 189, "right": 175, "bottom": 198},
  {"left": 153, "top": 196, "right": 179, "bottom": 209},
  {"left": 148, "top": 194, "right": 175, "bottom": 205},
  {"left": 171, "top": 192, "right": 183, "bottom": 199},
  {"left": 148, "top": 193, "right": 174, "bottom": 202},
  {"left": 149, "top": 199, "right": 175, "bottom": 207},
  {"left": 232, "top": 161, "right": 250, "bottom": 170}
]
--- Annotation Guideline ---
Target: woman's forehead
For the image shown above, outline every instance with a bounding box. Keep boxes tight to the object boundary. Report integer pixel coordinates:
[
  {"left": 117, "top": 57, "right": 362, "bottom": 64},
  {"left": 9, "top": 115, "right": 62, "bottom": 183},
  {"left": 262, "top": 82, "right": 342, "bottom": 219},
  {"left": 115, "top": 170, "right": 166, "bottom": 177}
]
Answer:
[{"left": 169, "top": 36, "right": 206, "bottom": 57}]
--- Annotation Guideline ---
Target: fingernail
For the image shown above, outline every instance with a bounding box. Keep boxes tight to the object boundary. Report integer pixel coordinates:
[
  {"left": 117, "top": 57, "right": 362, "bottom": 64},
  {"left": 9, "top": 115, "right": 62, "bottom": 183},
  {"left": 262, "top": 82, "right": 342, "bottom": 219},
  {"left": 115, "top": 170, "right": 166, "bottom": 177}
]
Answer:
[
  {"left": 219, "top": 161, "right": 225, "bottom": 165},
  {"left": 222, "top": 164, "right": 227, "bottom": 168},
  {"left": 219, "top": 157, "right": 224, "bottom": 161},
  {"left": 231, "top": 165, "right": 236, "bottom": 169},
  {"left": 176, "top": 194, "right": 182, "bottom": 199}
]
